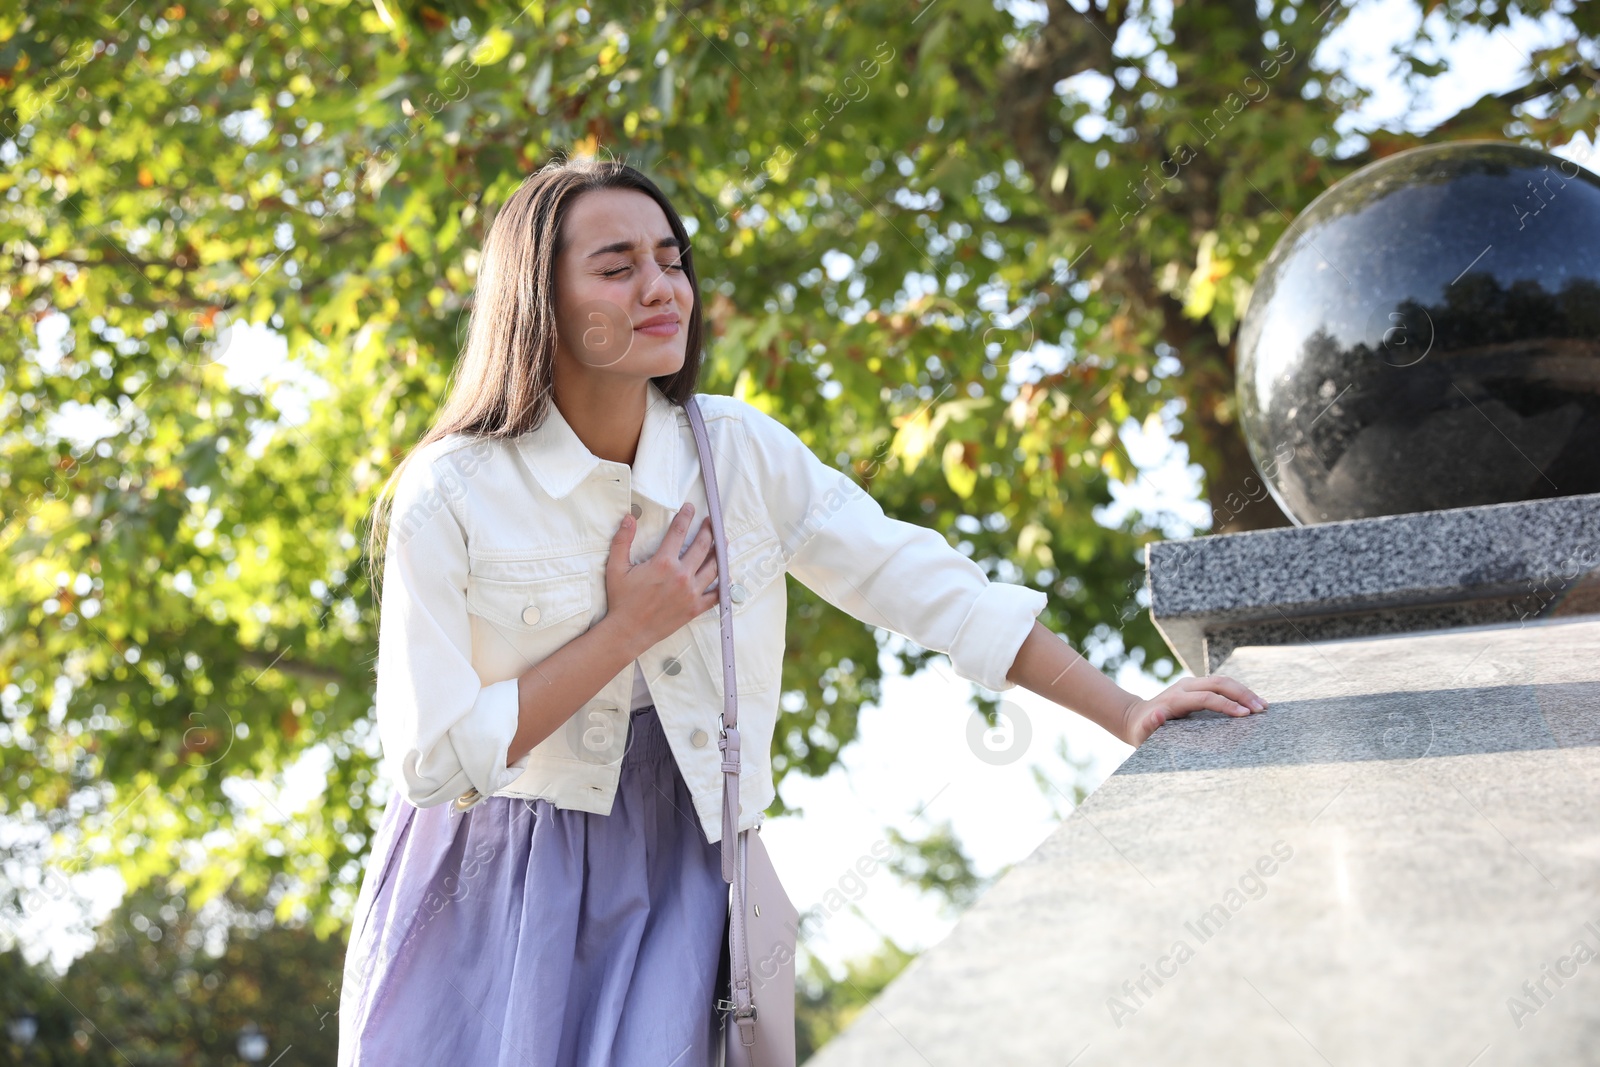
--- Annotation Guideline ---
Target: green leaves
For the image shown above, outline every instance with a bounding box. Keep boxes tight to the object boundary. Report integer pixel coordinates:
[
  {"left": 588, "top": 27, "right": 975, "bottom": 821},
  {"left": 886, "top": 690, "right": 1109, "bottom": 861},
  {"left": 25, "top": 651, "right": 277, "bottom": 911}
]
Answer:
[{"left": 1, "top": 0, "right": 1595, "bottom": 955}]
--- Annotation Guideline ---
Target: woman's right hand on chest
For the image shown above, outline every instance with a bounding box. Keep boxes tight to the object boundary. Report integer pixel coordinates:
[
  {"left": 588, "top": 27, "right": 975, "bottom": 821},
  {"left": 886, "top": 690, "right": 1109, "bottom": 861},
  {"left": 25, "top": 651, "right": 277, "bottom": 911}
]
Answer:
[{"left": 603, "top": 502, "right": 721, "bottom": 652}]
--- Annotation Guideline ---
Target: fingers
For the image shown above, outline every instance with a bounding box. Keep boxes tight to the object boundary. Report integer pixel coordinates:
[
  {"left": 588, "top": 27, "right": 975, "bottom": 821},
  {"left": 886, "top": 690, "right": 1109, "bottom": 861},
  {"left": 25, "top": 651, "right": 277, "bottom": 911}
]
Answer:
[
  {"left": 1173, "top": 688, "right": 1258, "bottom": 718},
  {"left": 1201, "top": 690, "right": 1254, "bottom": 717},
  {"left": 681, "top": 514, "right": 716, "bottom": 568},
  {"left": 616, "top": 497, "right": 730, "bottom": 598},
  {"left": 645, "top": 503, "right": 720, "bottom": 603},
  {"left": 1132, "top": 703, "right": 1176, "bottom": 745},
  {"left": 661, "top": 502, "right": 698, "bottom": 559},
  {"left": 1135, "top": 676, "right": 1268, "bottom": 746},
  {"left": 674, "top": 517, "right": 700, "bottom": 558},
  {"left": 1180, "top": 675, "right": 1267, "bottom": 713},
  {"left": 1143, "top": 704, "right": 1171, "bottom": 734},
  {"left": 607, "top": 512, "right": 636, "bottom": 570},
  {"left": 1209, "top": 676, "right": 1267, "bottom": 711},
  {"left": 692, "top": 541, "right": 721, "bottom": 598},
  {"left": 664, "top": 503, "right": 718, "bottom": 568}
]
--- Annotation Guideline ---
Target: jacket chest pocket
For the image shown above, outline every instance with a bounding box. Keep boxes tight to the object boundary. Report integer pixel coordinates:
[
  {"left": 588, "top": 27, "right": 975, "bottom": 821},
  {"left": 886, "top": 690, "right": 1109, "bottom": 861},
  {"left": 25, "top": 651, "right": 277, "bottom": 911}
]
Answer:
[
  {"left": 464, "top": 569, "right": 594, "bottom": 682},
  {"left": 691, "top": 530, "right": 787, "bottom": 696}
]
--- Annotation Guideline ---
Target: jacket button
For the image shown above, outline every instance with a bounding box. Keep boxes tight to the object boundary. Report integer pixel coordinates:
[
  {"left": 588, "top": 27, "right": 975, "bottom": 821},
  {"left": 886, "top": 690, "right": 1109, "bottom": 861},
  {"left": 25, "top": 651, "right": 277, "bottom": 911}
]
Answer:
[
  {"left": 630, "top": 502, "right": 642, "bottom": 518},
  {"left": 521, "top": 605, "right": 541, "bottom": 625},
  {"left": 663, "top": 657, "right": 682, "bottom": 676},
  {"left": 730, "top": 583, "right": 748, "bottom": 604},
  {"left": 690, "top": 728, "right": 709, "bottom": 747}
]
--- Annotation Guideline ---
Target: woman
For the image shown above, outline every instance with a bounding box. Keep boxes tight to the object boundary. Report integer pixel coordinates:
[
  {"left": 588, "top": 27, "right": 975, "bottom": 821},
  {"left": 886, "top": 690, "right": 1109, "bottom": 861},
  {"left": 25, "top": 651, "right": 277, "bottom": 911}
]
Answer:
[{"left": 337, "top": 156, "right": 1267, "bottom": 1066}]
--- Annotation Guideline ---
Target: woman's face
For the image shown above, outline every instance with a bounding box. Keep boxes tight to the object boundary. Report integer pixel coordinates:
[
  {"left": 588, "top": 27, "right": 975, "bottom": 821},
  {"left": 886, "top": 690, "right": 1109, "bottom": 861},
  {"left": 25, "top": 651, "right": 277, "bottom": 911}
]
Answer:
[{"left": 552, "top": 187, "right": 694, "bottom": 382}]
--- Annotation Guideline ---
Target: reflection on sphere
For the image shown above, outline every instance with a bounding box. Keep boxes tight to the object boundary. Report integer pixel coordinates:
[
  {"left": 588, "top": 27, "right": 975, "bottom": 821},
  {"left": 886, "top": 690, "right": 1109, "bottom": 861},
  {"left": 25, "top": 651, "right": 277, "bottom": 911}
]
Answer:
[{"left": 1235, "top": 141, "right": 1600, "bottom": 525}]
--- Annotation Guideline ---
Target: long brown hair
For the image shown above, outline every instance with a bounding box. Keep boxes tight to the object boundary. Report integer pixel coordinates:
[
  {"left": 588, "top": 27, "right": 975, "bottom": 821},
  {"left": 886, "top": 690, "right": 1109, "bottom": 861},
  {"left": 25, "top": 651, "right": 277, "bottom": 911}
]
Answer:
[{"left": 364, "top": 154, "right": 706, "bottom": 602}]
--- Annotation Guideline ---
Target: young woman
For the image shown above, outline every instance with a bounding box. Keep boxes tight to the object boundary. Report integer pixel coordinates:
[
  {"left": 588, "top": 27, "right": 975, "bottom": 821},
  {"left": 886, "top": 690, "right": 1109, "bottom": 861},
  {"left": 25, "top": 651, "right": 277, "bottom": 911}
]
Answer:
[{"left": 337, "top": 157, "right": 1267, "bottom": 1066}]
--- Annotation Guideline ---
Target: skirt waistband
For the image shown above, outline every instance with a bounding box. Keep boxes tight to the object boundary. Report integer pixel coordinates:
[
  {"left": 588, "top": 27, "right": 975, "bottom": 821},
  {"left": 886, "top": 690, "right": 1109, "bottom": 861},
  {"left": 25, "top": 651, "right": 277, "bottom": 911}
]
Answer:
[{"left": 624, "top": 704, "right": 673, "bottom": 767}]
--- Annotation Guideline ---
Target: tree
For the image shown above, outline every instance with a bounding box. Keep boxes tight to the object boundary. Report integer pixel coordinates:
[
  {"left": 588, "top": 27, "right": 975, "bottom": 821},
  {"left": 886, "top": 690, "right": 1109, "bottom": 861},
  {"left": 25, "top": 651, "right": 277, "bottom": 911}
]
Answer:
[
  {"left": 1, "top": 878, "right": 342, "bottom": 1065},
  {"left": 795, "top": 936, "right": 918, "bottom": 1062},
  {"left": 795, "top": 736, "right": 1101, "bottom": 1058},
  {"left": 2, "top": 0, "right": 1595, "bottom": 943}
]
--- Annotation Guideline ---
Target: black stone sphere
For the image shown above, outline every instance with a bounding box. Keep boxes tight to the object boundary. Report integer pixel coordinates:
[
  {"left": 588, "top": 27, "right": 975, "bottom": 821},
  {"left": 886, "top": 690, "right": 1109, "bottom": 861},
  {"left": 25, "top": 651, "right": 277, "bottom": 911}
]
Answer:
[{"left": 1235, "top": 141, "right": 1600, "bottom": 525}]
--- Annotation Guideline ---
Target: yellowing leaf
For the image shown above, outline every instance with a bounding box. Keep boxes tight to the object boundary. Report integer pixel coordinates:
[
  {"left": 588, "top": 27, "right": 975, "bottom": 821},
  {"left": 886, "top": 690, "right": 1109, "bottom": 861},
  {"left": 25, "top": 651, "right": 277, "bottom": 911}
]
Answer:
[
  {"left": 1108, "top": 389, "right": 1130, "bottom": 425},
  {"left": 943, "top": 439, "right": 977, "bottom": 498},
  {"left": 1101, "top": 448, "right": 1126, "bottom": 482},
  {"left": 471, "top": 26, "right": 514, "bottom": 66},
  {"left": 1018, "top": 521, "right": 1055, "bottom": 566},
  {"left": 892, "top": 405, "right": 936, "bottom": 474}
]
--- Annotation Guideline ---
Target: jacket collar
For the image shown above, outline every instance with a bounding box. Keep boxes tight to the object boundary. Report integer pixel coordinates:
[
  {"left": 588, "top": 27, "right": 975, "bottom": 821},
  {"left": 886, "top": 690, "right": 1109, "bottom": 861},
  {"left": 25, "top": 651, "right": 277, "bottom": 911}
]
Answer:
[{"left": 515, "top": 378, "right": 684, "bottom": 509}]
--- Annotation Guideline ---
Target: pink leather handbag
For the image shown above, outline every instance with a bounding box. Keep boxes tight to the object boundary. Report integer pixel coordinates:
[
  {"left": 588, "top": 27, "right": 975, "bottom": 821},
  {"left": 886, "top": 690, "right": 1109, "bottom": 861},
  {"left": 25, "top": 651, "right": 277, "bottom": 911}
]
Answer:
[{"left": 683, "top": 395, "right": 799, "bottom": 1067}]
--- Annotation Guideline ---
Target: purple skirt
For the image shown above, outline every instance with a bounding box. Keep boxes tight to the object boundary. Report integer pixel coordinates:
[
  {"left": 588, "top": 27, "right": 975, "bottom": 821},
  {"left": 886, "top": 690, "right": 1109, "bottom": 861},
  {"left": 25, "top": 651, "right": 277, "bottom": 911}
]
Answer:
[{"left": 337, "top": 704, "right": 730, "bottom": 1067}]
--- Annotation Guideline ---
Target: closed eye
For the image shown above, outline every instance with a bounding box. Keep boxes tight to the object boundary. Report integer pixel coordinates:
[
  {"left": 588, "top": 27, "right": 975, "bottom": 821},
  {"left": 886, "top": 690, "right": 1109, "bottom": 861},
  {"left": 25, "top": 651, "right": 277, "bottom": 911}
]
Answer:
[{"left": 602, "top": 262, "right": 686, "bottom": 277}]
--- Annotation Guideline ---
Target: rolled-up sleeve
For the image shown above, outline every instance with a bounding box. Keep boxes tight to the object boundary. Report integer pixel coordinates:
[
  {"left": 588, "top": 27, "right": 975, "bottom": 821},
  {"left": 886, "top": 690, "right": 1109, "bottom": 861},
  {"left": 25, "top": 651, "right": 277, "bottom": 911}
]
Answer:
[
  {"left": 375, "top": 453, "right": 531, "bottom": 811},
  {"left": 735, "top": 402, "right": 1048, "bottom": 692}
]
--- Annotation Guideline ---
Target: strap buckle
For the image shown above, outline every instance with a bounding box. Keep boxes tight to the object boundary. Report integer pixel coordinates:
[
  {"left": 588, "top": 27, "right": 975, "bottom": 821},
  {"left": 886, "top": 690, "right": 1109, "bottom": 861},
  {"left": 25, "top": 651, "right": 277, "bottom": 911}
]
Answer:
[{"left": 715, "top": 998, "right": 758, "bottom": 1020}]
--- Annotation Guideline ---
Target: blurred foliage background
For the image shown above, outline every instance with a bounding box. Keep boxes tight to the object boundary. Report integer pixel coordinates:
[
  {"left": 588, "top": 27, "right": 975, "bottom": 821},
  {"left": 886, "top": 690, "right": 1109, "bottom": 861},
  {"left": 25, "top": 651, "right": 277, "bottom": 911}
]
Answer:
[{"left": 1, "top": 0, "right": 1596, "bottom": 1059}]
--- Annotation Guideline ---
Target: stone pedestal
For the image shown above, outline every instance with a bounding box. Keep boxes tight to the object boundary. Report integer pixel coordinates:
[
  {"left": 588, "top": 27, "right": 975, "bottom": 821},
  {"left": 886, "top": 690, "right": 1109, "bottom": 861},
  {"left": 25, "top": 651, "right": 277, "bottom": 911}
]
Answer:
[
  {"left": 1147, "top": 491, "right": 1600, "bottom": 674},
  {"left": 808, "top": 494, "right": 1600, "bottom": 1067}
]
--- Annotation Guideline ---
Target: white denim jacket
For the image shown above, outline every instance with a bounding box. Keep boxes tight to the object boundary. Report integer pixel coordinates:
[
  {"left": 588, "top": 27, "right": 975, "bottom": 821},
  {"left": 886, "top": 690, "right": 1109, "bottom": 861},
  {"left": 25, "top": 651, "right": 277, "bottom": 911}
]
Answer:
[{"left": 375, "top": 379, "right": 1049, "bottom": 843}]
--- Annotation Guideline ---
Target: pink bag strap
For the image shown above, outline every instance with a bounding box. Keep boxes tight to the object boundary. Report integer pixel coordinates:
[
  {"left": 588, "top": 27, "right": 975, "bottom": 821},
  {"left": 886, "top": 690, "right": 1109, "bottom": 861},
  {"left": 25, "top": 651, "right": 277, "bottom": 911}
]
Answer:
[
  {"left": 683, "top": 395, "right": 743, "bottom": 881},
  {"left": 683, "top": 396, "right": 759, "bottom": 1042}
]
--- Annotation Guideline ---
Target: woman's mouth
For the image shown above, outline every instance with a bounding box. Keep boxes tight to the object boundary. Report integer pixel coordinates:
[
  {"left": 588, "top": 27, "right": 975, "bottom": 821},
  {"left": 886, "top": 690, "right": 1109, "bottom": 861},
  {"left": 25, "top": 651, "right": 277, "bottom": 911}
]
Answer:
[{"left": 635, "top": 315, "right": 680, "bottom": 337}]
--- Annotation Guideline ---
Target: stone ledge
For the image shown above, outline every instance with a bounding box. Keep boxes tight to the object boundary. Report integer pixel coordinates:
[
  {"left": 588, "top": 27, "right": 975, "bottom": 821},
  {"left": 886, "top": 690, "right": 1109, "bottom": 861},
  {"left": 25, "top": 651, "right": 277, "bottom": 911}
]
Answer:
[
  {"left": 1144, "top": 491, "right": 1600, "bottom": 673},
  {"left": 805, "top": 615, "right": 1600, "bottom": 1067}
]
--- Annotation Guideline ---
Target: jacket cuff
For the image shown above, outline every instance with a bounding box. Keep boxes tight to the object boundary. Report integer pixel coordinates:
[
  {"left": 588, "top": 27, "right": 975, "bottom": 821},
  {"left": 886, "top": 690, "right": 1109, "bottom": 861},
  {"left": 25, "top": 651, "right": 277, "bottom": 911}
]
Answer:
[
  {"left": 445, "top": 677, "right": 528, "bottom": 812},
  {"left": 948, "top": 581, "right": 1049, "bottom": 692}
]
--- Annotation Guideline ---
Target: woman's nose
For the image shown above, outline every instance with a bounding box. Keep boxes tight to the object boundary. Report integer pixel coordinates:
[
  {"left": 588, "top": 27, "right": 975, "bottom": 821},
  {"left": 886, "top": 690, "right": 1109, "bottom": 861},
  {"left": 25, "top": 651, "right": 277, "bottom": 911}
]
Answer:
[{"left": 638, "top": 262, "right": 675, "bottom": 302}]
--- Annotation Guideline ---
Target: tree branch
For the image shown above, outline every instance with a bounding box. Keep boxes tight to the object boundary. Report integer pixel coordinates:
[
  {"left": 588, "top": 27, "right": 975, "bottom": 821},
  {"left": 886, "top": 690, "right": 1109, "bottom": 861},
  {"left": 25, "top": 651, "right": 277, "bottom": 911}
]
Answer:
[
  {"left": 237, "top": 647, "right": 354, "bottom": 686},
  {"left": 1343, "top": 66, "right": 1598, "bottom": 168},
  {"left": 997, "top": 0, "right": 1121, "bottom": 208}
]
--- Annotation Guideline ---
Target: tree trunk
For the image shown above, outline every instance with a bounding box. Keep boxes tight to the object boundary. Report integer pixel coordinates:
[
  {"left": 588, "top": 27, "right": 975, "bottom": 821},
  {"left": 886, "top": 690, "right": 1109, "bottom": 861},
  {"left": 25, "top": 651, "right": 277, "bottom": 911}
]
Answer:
[{"left": 1169, "top": 323, "right": 1294, "bottom": 534}]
